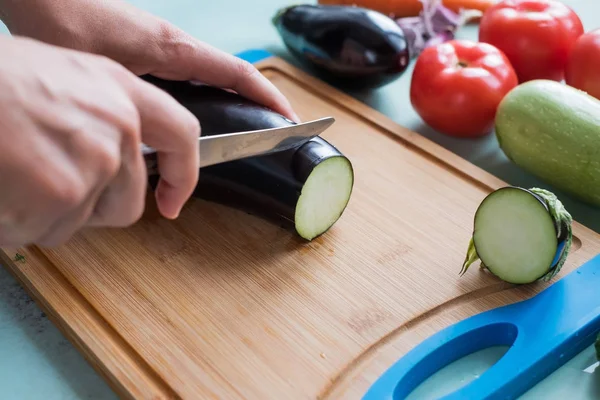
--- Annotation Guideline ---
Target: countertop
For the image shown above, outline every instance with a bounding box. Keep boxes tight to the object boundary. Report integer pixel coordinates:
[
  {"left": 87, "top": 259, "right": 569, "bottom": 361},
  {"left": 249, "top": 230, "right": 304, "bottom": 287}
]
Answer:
[{"left": 0, "top": 0, "right": 599, "bottom": 399}]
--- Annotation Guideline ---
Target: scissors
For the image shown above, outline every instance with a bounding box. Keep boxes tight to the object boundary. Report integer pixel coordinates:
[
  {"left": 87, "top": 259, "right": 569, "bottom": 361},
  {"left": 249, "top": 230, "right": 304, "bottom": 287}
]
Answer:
[{"left": 142, "top": 116, "right": 335, "bottom": 174}]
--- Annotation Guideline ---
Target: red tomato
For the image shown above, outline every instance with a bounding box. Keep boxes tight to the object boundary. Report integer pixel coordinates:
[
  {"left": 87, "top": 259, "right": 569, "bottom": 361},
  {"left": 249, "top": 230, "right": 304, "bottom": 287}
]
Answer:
[
  {"left": 478, "top": 0, "right": 584, "bottom": 83},
  {"left": 410, "top": 40, "right": 518, "bottom": 138},
  {"left": 565, "top": 29, "right": 600, "bottom": 100}
]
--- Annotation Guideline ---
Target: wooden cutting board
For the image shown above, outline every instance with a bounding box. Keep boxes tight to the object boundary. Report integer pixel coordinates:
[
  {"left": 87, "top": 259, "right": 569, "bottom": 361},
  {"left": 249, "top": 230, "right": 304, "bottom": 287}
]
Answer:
[{"left": 2, "top": 55, "right": 600, "bottom": 400}]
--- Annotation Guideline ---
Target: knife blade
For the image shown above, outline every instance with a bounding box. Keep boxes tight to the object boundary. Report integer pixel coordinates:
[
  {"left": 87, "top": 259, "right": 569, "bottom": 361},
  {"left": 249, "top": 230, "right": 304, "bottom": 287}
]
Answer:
[{"left": 142, "top": 116, "right": 335, "bottom": 174}]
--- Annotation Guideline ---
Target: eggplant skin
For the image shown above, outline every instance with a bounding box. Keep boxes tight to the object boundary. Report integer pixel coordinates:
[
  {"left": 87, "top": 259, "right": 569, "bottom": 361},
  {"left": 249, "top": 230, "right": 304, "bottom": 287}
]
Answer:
[
  {"left": 272, "top": 4, "right": 410, "bottom": 89},
  {"left": 143, "top": 76, "right": 354, "bottom": 239},
  {"left": 141, "top": 75, "right": 295, "bottom": 135}
]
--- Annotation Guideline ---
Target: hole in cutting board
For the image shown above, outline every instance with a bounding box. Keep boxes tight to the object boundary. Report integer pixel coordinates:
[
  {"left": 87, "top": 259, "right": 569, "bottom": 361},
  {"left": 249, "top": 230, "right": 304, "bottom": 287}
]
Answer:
[
  {"left": 392, "top": 322, "right": 518, "bottom": 399},
  {"left": 405, "top": 346, "right": 511, "bottom": 399}
]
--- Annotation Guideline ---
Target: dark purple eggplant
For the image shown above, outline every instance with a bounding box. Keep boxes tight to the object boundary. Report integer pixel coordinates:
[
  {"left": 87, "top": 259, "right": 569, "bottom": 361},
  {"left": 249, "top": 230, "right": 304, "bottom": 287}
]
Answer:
[
  {"left": 272, "top": 4, "right": 410, "bottom": 89},
  {"left": 142, "top": 75, "right": 354, "bottom": 241}
]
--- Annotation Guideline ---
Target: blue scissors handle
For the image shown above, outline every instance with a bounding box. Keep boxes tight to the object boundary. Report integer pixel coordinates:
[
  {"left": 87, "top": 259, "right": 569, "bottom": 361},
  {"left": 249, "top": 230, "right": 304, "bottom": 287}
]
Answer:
[{"left": 363, "top": 253, "right": 600, "bottom": 400}]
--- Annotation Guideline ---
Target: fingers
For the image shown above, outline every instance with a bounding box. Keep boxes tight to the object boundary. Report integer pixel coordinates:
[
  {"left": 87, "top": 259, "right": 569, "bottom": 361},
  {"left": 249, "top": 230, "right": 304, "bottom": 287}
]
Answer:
[
  {"left": 36, "top": 181, "right": 102, "bottom": 247},
  {"left": 32, "top": 65, "right": 200, "bottom": 242},
  {"left": 83, "top": 113, "right": 147, "bottom": 228},
  {"left": 85, "top": 146, "right": 147, "bottom": 227},
  {"left": 34, "top": 118, "right": 124, "bottom": 245},
  {"left": 119, "top": 73, "right": 200, "bottom": 219},
  {"left": 151, "top": 30, "right": 300, "bottom": 123},
  {"left": 194, "top": 49, "right": 300, "bottom": 122},
  {"left": 0, "top": 155, "right": 95, "bottom": 248}
]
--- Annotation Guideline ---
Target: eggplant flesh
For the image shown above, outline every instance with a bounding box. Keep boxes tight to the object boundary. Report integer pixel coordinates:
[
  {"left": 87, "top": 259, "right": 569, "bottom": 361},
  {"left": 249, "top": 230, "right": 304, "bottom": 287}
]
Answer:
[
  {"left": 272, "top": 4, "right": 410, "bottom": 89},
  {"left": 143, "top": 75, "right": 354, "bottom": 240}
]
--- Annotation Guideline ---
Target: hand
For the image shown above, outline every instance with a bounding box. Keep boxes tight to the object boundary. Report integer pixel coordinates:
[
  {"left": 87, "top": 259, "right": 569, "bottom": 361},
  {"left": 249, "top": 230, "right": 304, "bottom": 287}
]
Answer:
[
  {"left": 0, "top": 0, "right": 300, "bottom": 122},
  {"left": 0, "top": 35, "right": 200, "bottom": 247}
]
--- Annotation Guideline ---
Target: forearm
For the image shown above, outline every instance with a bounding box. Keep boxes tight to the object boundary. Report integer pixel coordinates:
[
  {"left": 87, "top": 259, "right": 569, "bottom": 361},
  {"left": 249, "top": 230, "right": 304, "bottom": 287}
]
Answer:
[
  {"left": 0, "top": 0, "right": 168, "bottom": 63},
  {"left": 0, "top": 0, "right": 105, "bottom": 54},
  {"left": 0, "top": 0, "right": 50, "bottom": 31}
]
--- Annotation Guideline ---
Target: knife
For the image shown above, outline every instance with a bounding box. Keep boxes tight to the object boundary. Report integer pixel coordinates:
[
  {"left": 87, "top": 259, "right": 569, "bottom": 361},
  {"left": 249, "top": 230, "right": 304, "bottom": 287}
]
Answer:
[{"left": 142, "top": 116, "right": 335, "bottom": 175}]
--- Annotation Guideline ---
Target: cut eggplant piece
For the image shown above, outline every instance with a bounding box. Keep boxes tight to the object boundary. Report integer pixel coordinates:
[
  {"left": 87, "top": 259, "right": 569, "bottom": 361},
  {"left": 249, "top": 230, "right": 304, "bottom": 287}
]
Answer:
[
  {"left": 460, "top": 187, "right": 573, "bottom": 284},
  {"left": 142, "top": 75, "right": 354, "bottom": 241}
]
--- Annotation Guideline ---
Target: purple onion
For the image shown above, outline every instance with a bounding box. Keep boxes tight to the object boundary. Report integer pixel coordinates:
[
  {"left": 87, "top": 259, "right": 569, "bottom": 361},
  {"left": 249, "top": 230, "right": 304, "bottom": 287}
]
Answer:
[{"left": 396, "top": 0, "right": 481, "bottom": 57}]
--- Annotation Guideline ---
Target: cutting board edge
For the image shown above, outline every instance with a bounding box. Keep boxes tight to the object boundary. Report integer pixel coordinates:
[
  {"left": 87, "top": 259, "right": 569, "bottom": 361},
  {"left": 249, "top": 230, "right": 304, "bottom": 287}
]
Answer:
[{"left": 0, "top": 247, "right": 177, "bottom": 400}]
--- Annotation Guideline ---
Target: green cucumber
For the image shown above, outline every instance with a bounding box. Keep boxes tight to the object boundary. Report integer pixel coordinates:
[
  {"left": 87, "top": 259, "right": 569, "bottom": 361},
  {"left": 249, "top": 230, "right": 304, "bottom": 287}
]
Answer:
[
  {"left": 460, "top": 187, "right": 573, "bottom": 284},
  {"left": 495, "top": 79, "right": 600, "bottom": 207}
]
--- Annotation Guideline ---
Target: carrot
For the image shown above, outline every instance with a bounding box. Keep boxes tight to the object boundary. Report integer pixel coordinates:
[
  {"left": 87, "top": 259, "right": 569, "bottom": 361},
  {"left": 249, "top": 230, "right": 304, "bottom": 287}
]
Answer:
[
  {"left": 317, "top": 0, "right": 495, "bottom": 18},
  {"left": 442, "top": 0, "right": 495, "bottom": 14},
  {"left": 317, "top": 0, "right": 421, "bottom": 17}
]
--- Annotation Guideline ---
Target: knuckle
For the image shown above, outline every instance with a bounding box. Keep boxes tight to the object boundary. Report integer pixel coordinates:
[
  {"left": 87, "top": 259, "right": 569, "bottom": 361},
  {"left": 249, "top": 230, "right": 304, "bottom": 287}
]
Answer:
[
  {"left": 94, "top": 143, "right": 122, "bottom": 179},
  {"left": 49, "top": 174, "right": 87, "bottom": 209},
  {"left": 120, "top": 117, "right": 143, "bottom": 152},
  {"left": 236, "top": 59, "right": 259, "bottom": 81},
  {"left": 157, "top": 20, "right": 180, "bottom": 44},
  {"left": 94, "top": 162, "right": 147, "bottom": 228},
  {"left": 184, "top": 114, "right": 201, "bottom": 140},
  {"left": 110, "top": 97, "right": 142, "bottom": 150},
  {"left": 117, "top": 96, "right": 139, "bottom": 121},
  {"left": 157, "top": 22, "right": 194, "bottom": 62},
  {"left": 66, "top": 125, "right": 124, "bottom": 181}
]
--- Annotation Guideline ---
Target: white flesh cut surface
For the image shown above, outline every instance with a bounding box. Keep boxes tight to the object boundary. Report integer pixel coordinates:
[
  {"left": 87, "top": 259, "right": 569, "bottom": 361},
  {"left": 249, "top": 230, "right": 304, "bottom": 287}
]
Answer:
[
  {"left": 295, "top": 156, "right": 353, "bottom": 240},
  {"left": 473, "top": 187, "right": 557, "bottom": 284}
]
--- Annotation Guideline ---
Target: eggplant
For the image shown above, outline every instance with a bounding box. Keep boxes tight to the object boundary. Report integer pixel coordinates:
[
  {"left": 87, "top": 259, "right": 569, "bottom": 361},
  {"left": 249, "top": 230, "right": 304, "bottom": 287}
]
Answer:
[
  {"left": 142, "top": 75, "right": 354, "bottom": 241},
  {"left": 272, "top": 4, "right": 410, "bottom": 89},
  {"left": 460, "top": 187, "right": 573, "bottom": 284}
]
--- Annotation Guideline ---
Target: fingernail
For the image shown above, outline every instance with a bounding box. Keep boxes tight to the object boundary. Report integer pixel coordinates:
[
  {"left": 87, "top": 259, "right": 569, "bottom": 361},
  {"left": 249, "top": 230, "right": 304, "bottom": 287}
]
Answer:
[{"left": 155, "top": 185, "right": 182, "bottom": 220}]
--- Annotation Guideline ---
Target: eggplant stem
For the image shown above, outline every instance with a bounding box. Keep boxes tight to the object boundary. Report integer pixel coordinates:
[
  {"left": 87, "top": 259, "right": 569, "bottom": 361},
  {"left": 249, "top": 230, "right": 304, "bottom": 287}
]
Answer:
[
  {"left": 460, "top": 237, "right": 480, "bottom": 276},
  {"left": 529, "top": 187, "right": 573, "bottom": 281}
]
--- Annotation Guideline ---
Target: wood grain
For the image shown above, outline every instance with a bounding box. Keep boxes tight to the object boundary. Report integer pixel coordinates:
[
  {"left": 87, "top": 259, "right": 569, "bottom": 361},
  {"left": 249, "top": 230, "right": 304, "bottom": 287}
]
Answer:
[{"left": 2, "top": 56, "right": 600, "bottom": 400}]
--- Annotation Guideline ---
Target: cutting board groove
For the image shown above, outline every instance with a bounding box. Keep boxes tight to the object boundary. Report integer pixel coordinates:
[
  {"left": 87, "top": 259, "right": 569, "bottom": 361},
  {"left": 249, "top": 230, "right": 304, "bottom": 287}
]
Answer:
[{"left": 2, "top": 56, "right": 600, "bottom": 400}]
